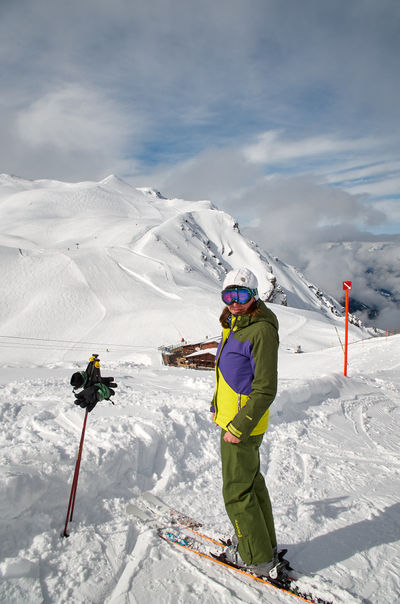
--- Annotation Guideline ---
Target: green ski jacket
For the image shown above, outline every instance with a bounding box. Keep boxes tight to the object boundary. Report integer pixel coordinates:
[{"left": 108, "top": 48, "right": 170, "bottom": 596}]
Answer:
[{"left": 212, "top": 300, "right": 279, "bottom": 441}]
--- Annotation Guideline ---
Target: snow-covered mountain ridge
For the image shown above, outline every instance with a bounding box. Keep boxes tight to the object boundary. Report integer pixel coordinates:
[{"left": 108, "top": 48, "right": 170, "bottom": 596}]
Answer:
[{"left": 0, "top": 174, "right": 370, "bottom": 364}]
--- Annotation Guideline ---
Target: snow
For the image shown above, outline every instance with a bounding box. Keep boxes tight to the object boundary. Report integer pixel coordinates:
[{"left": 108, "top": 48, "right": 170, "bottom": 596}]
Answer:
[
  {"left": 1, "top": 337, "right": 400, "bottom": 603},
  {"left": 0, "top": 174, "right": 398, "bottom": 603},
  {"left": 186, "top": 347, "right": 218, "bottom": 358}
]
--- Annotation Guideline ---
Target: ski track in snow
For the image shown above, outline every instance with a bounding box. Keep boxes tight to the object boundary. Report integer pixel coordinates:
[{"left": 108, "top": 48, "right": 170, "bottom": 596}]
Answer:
[{"left": 0, "top": 337, "right": 400, "bottom": 603}]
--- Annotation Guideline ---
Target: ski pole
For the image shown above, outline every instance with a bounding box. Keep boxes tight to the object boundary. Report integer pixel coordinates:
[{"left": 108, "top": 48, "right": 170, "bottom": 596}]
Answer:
[
  {"left": 69, "top": 408, "right": 89, "bottom": 523},
  {"left": 62, "top": 354, "right": 117, "bottom": 538},
  {"left": 62, "top": 409, "right": 89, "bottom": 537}
]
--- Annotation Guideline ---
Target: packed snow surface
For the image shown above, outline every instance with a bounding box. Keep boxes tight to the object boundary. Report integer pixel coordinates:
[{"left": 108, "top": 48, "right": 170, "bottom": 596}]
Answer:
[
  {"left": 1, "top": 334, "right": 399, "bottom": 603},
  {"left": 0, "top": 175, "right": 398, "bottom": 603}
]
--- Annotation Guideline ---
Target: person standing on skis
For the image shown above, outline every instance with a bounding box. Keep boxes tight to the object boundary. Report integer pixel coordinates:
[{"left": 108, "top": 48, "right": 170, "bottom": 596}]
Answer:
[{"left": 211, "top": 267, "right": 284, "bottom": 579}]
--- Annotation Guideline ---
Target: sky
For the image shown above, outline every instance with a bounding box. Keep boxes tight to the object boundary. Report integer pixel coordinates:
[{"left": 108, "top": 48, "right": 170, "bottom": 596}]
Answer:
[{"left": 1, "top": 0, "right": 400, "bottom": 319}]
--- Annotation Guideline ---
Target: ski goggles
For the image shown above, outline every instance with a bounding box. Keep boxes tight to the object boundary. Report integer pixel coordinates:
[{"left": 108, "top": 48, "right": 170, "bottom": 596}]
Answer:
[{"left": 221, "top": 287, "right": 258, "bottom": 305}]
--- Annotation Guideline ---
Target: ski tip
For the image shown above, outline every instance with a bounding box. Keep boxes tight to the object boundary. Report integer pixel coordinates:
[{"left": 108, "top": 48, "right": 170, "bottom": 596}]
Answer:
[{"left": 126, "top": 502, "right": 153, "bottom": 521}]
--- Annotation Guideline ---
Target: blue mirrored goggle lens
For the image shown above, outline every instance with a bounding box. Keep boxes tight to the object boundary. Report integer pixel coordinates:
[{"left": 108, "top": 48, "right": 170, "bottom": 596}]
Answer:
[{"left": 221, "top": 287, "right": 253, "bottom": 305}]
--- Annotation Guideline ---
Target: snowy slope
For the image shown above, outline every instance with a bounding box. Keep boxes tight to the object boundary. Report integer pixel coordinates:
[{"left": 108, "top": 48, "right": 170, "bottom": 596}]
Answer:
[
  {"left": 0, "top": 174, "right": 368, "bottom": 364},
  {"left": 0, "top": 334, "right": 399, "bottom": 603},
  {"left": 1, "top": 173, "right": 396, "bottom": 604}
]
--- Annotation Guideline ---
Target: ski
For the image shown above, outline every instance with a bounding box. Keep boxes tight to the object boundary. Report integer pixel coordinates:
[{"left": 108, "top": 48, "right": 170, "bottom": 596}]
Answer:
[
  {"left": 128, "top": 492, "right": 294, "bottom": 557},
  {"left": 158, "top": 525, "right": 332, "bottom": 604},
  {"left": 127, "top": 491, "right": 229, "bottom": 548},
  {"left": 140, "top": 490, "right": 203, "bottom": 529},
  {"left": 126, "top": 493, "right": 354, "bottom": 603}
]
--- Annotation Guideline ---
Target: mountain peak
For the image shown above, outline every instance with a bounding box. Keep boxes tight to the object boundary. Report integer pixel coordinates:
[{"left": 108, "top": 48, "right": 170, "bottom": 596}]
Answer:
[
  {"left": 99, "top": 174, "right": 126, "bottom": 186},
  {"left": 136, "top": 187, "right": 168, "bottom": 200}
]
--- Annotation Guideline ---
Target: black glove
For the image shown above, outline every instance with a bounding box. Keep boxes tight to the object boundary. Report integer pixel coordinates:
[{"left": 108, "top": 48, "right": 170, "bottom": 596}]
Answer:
[
  {"left": 70, "top": 372, "right": 117, "bottom": 390},
  {"left": 100, "top": 376, "right": 118, "bottom": 391},
  {"left": 74, "top": 380, "right": 117, "bottom": 413},
  {"left": 70, "top": 371, "right": 88, "bottom": 389}
]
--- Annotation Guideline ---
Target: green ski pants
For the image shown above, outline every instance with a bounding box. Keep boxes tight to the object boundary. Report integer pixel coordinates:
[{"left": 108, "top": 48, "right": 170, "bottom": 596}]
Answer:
[{"left": 220, "top": 430, "right": 277, "bottom": 565}]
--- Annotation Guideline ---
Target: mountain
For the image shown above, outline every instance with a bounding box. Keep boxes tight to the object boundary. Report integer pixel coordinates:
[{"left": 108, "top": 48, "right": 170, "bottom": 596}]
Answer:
[
  {"left": 0, "top": 174, "right": 372, "bottom": 364},
  {"left": 1, "top": 175, "right": 399, "bottom": 604}
]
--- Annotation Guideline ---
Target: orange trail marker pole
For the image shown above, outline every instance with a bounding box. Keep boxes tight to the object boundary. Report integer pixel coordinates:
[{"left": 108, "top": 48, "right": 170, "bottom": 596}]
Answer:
[
  {"left": 342, "top": 281, "right": 352, "bottom": 377},
  {"left": 344, "top": 288, "right": 349, "bottom": 376}
]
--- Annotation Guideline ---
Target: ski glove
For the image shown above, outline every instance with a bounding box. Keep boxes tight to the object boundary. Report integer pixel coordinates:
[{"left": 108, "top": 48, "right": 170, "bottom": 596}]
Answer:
[
  {"left": 100, "top": 376, "right": 118, "bottom": 390},
  {"left": 74, "top": 379, "right": 118, "bottom": 412},
  {"left": 70, "top": 371, "right": 88, "bottom": 389},
  {"left": 70, "top": 372, "right": 117, "bottom": 391}
]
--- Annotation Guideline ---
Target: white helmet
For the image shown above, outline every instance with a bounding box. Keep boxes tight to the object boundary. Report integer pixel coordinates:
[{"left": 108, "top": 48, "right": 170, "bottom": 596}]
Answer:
[{"left": 223, "top": 267, "right": 259, "bottom": 299}]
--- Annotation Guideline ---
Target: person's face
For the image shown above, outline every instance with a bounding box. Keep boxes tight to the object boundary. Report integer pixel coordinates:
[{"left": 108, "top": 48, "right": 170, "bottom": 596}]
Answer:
[{"left": 228, "top": 298, "right": 255, "bottom": 315}]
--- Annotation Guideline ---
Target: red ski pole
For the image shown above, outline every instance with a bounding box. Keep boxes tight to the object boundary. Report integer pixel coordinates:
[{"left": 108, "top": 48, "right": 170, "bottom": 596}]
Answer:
[{"left": 62, "top": 409, "right": 89, "bottom": 537}]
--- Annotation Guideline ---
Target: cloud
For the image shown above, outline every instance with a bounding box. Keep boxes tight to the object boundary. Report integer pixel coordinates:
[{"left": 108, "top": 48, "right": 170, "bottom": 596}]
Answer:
[
  {"left": 142, "top": 147, "right": 263, "bottom": 201},
  {"left": 369, "top": 200, "right": 400, "bottom": 234},
  {"left": 301, "top": 241, "right": 400, "bottom": 330},
  {"left": 326, "top": 161, "right": 400, "bottom": 184},
  {"left": 243, "top": 131, "right": 370, "bottom": 165},
  {"left": 0, "top": 82, "right": 142, "bottom": 180},
  {"left": 345, "top": 176, "right": 400, "bottom": 198},
  {"left": 147, "top": 129, "right": 395, "bottom": 230},
  {"left": 2, "top": 0, "right": 400, "bottom": 181},
  {"left": 17, "top": 84, "right": 131, "bottom": 153},
  {"left": 238, "top": 175, "right": 385, "bottom": 256}
]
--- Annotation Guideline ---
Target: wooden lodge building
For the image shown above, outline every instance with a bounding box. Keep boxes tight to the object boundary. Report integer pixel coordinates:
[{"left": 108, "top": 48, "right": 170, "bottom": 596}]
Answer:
[{"left": 161, "top": 338, "right": 220, "bottom": 370}]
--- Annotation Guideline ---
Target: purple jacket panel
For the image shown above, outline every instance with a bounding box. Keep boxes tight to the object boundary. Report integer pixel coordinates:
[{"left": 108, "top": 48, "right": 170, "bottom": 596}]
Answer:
[{"left": 218, "top": 332, "right": 255, "bottom": 395}]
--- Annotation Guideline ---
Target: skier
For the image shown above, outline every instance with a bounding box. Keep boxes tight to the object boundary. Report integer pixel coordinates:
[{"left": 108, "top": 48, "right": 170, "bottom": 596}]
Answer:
[{"left": 211, "top": 267, "right": 284, "bottom": 579}]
